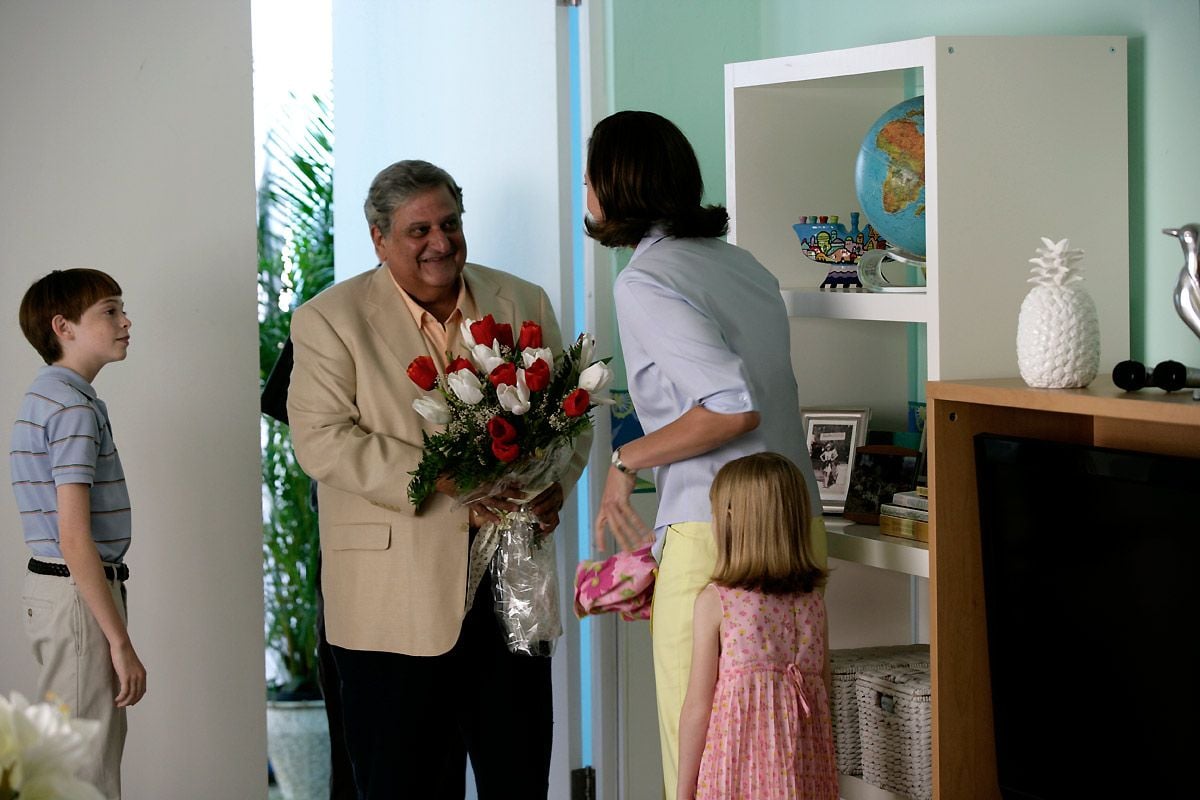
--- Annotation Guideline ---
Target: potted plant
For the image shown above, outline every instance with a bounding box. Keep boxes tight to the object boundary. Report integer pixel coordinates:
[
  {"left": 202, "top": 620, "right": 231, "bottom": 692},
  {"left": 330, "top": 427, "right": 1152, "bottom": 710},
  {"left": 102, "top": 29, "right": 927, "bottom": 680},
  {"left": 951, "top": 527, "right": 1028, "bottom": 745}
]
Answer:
[{"left": 258, "top": 95, "right": 334, "bottom": 800}]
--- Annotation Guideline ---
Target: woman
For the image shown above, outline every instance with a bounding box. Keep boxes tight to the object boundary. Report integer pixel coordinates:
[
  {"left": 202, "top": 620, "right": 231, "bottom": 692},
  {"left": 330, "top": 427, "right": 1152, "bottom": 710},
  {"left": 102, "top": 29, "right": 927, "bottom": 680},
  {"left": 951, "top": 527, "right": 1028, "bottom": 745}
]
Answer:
[{"left": 586, "top": 110, "right": 827, "bottom": 798}]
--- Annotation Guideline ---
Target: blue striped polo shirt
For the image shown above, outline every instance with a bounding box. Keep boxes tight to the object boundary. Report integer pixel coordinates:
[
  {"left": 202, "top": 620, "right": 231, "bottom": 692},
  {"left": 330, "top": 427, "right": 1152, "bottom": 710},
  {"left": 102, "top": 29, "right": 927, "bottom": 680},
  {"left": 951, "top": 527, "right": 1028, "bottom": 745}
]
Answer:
[{"left": 10, "top": 365, "right": 132, "bottom": 562}]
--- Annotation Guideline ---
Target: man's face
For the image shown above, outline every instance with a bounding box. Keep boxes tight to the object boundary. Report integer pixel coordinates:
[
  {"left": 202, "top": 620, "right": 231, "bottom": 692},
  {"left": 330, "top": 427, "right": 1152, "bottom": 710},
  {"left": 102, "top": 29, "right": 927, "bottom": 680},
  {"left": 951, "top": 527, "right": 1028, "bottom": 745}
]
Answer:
[{"left": 372, "top": 185, "right": 467, "bottom": 309}]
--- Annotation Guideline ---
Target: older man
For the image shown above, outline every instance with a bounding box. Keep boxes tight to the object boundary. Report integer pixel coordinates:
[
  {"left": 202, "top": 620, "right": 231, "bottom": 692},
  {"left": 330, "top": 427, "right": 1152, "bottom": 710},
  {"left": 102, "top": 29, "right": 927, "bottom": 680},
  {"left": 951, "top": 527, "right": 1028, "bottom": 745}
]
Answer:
[{"left": 287, "top": 160, "right": 585, "bottom": 799}]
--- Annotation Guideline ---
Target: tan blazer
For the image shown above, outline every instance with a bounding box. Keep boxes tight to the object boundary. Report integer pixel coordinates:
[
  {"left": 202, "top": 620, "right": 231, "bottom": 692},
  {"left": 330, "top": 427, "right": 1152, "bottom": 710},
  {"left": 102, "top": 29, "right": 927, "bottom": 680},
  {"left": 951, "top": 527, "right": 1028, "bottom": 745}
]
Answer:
[{"left": 287, "top": 264, "right": 588, "bottom": 656}]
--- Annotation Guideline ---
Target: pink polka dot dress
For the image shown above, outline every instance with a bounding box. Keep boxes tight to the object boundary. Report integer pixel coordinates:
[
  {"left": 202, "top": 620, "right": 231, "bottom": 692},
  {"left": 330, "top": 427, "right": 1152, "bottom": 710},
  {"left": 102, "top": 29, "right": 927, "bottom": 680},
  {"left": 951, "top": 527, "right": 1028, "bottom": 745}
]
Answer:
[{"left": 695, "top": 585, "right": 839, "bottom": 800}]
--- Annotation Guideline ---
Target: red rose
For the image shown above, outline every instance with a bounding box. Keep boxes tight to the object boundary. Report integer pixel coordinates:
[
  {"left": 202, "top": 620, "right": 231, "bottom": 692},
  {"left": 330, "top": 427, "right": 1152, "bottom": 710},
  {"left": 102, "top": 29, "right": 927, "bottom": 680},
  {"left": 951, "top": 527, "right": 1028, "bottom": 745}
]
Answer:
[
  {"left": 487, "top": 415, "right": 518, "bottom": 443},
  {"left": 524, "top": 359, "right": 550, "bottom": 392},
  {"left": 447, "top": 356, "right": 474, "bottom": 374},
  {"left": 495, "top": 323, "right": 514, "bottom": 351},
  {"left": 489, "top": 362, "right": 518, "bottom": 387},
  {"left": 491, "top": 439, "right": 520, "bottom": 463},
  {"left": 518, "top": 320, "right": 543, "bottom": 350},
  {"left": 563, "top": 388, "right": 590, "bottom": 417},
  {"left": 469, "top": 314, "right": 498, "bottom": 347},
  {"left": 406, "top": 355, "right": 438, "bottom": 391}
]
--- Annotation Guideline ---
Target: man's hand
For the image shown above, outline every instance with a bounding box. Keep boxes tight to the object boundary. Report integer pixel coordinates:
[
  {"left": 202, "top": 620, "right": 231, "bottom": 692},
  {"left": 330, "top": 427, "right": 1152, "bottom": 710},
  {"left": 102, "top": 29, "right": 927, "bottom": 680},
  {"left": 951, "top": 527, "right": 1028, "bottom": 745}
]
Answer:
[
  {"left": 462, "top": 481, "right": 564, "bottom": 532},
  {"left": 527, "top": 482, "right": 565, "bottom": 533}
]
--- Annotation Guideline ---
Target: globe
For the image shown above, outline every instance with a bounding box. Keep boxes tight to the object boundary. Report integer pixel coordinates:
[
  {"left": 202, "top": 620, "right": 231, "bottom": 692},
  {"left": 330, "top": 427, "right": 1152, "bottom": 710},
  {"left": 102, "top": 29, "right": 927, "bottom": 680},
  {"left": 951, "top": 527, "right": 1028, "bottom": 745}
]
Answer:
[{"left": 854, "top": 95, "right": 926, "bottom": 258}]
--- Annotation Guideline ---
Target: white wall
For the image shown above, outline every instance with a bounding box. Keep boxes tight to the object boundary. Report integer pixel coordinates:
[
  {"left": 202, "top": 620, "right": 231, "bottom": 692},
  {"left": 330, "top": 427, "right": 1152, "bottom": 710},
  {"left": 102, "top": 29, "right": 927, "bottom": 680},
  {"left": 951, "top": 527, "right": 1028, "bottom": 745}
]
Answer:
[{"left": 0, "top": 2, "right": 266, "bottom": 797}]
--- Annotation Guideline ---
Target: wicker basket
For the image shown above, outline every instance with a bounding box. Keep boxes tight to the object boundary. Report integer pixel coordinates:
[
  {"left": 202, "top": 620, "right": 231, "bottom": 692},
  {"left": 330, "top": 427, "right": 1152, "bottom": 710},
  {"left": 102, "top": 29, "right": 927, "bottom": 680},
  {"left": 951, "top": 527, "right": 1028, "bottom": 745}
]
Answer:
[
  {"left": 829, "top": 645, "right": 929, "bottom": 776},
  {"left": 856, "top": 667, "right": 933, "bottom": 800}
]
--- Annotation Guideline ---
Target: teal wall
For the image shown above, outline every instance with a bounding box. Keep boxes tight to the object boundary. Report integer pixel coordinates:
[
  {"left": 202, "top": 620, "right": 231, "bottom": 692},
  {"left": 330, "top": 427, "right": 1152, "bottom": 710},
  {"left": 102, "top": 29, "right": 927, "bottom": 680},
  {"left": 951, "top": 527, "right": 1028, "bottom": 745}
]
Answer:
[{"left": 609, "top": 0, "right": 1200, "bottom": 365}]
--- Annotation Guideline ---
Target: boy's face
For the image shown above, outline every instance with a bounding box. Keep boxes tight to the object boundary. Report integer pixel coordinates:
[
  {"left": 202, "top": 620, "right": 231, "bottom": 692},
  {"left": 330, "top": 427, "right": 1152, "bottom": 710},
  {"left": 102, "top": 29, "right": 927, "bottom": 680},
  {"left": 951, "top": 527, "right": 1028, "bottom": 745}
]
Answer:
[{"left": 55, "top": 295, "right": 131, "bottom": 375}]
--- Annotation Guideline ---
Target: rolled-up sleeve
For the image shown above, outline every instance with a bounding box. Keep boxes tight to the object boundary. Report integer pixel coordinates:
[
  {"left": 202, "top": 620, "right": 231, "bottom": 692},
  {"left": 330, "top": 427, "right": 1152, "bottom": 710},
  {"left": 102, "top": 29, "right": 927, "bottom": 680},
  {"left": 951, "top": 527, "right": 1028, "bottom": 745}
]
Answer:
[{"left": 614, "top": 272, "right": 756, "bottom": 415}]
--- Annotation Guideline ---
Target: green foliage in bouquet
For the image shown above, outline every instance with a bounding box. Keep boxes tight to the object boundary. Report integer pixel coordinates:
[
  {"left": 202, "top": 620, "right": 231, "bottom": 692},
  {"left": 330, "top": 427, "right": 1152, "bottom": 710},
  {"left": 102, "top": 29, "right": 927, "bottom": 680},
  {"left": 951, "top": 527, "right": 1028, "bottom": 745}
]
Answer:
[
  {"left": 259, "top": 95, "right": 333, "bottom": 699},
  {"left": 407, "top": 334, "right": 601, "bottom": 508}
]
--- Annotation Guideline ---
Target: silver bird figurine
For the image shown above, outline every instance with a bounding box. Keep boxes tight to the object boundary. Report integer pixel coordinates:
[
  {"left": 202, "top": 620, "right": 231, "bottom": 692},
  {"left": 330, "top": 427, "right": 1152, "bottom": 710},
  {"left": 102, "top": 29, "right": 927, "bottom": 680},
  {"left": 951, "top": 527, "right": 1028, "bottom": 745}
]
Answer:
[{"left": 1163, "top": 224, "right": 1200, "bottom": 342}]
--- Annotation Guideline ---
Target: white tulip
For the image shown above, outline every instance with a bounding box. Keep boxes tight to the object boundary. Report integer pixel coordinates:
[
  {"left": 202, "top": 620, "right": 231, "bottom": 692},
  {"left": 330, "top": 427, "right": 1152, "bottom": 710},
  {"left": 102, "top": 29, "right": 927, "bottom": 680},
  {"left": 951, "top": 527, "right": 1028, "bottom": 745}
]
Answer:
[
  {"left": 460, "top": 317, "right": 478, "bottom": 348},
  {"left": 496, "top": 370, "right": 532, "bottom": 415},
  {"left": 522, "top": 347, "right": 554, "bottom": 371},
  {"left": 447, "top": 370, "right": 484, "bottom": 405},
  {"left": 412, "top": 395, "right": 452, "bottom": 425},
  {"left": 578, "top": 360, "right": 613, "bottom": 393},
  {"left": 470, "top": 343, "right": 506, "bottom": 375}
]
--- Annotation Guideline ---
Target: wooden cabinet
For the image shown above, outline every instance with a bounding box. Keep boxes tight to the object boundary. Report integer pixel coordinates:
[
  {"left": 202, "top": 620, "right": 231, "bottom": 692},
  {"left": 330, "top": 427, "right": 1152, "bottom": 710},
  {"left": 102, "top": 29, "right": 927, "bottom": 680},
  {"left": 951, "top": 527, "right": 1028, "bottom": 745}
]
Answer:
[
  {"left": 725, "top": 36, "right": 1131, "bottom": 798},
  {"left": 927, "top": 377, "right": 1200, "bottom": 798}
]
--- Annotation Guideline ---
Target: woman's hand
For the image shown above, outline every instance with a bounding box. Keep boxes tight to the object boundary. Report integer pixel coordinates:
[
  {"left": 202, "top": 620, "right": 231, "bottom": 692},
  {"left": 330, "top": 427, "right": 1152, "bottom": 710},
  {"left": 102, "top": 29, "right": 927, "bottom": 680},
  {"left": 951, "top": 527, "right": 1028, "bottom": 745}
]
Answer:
[{"left": 593, "top": 464, "right": 653, "bottom": 552}]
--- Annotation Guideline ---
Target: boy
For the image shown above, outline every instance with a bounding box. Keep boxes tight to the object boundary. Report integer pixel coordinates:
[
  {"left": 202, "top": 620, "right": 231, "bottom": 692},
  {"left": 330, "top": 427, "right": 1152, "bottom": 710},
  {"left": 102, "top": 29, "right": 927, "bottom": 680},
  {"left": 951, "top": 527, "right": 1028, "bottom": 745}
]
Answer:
[{"left": 10, "top": 268, "right": 146, "bottom": 799}]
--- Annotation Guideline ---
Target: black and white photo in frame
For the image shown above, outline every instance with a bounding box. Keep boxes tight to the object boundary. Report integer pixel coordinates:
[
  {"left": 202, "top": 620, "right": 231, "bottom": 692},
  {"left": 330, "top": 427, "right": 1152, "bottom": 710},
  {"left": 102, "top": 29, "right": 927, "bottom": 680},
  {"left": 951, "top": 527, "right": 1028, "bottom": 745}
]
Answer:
[{"left": 800, "top": 407, "right": 871, "bottom": 513}]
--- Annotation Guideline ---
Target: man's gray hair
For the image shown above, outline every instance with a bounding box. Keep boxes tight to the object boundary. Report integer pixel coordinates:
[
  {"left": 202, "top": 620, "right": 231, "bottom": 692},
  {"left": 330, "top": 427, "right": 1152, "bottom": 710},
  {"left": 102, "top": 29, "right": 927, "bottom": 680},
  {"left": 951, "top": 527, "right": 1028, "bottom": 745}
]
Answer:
[{"left": 363, "top": 160, "right": 465, "bottom": 235}]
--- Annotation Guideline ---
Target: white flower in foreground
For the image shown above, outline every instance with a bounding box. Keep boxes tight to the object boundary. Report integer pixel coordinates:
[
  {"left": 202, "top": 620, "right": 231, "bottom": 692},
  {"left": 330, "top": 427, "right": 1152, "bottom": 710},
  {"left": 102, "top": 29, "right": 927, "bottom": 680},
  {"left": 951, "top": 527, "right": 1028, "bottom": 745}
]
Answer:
[
  {"left": 578, "top": 361, "right": 613, "bottom": 393},
  {"left": 470, "top": 343, "right": 506, "bottom": 375},
  {"left": 0, "top": 692, "right": 105, "bottom": 800},
  {"left": 496, "top": 371, "right": 532, "bottom": 415},
  {"left": 521, "top": 347, "right": 554, "bottom": 371},
  {"left": 447, "top": 370, "right": 485, "bottom": 405},
  {"left": 412, "top": 395, "right": 452, "bottom": 425}
]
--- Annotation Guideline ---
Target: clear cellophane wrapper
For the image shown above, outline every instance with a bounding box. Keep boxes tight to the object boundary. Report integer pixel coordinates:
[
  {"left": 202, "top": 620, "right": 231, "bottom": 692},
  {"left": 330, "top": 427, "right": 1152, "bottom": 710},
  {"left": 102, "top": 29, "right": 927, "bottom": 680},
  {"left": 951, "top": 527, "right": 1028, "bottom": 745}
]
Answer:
[
  {"left": 462, "top": 441, "right": 574, "bottom": 656},
  {"left": 490, "top": 511, "right": 561, "bottom": 656}
]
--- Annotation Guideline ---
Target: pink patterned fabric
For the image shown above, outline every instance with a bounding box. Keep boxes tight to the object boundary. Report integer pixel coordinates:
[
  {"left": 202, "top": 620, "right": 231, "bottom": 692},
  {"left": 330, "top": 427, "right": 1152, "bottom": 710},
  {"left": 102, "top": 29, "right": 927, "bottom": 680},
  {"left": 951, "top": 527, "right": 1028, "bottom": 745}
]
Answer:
[
  {"left": 696, "top": 586, "right": 839, "bottom": 800},
  {"left": 573, "top": 543, "right": 657, "bottom": 621}
]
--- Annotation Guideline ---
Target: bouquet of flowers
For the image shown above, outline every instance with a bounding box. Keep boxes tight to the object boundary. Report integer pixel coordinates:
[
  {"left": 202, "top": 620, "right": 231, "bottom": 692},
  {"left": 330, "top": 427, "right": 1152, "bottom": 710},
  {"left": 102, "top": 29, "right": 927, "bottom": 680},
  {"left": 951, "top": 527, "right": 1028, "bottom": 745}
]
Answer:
[
  {"left": 1, "top": 692, "right": 105, "bottom": 800},
  {"left": 406, "top": 314, "right": 610, "bottom": 655}
]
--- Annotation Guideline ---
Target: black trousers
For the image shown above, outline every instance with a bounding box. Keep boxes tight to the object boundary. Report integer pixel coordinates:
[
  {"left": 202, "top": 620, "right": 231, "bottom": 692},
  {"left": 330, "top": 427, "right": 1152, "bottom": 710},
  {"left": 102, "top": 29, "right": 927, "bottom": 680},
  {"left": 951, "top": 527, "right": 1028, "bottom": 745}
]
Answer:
[
  {"left": 316, "top": 558, "right": 356, "bottom": 800},
  {"left": 330, "top": 572, "right": 553, "bottom": 800}
]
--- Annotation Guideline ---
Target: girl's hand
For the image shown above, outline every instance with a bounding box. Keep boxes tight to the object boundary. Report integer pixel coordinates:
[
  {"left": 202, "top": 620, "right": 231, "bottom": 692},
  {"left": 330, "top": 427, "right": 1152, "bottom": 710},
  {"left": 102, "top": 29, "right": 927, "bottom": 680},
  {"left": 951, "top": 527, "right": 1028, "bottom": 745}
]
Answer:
[{"left": 593, "top": 465, "right": 652, "bottom": 552}]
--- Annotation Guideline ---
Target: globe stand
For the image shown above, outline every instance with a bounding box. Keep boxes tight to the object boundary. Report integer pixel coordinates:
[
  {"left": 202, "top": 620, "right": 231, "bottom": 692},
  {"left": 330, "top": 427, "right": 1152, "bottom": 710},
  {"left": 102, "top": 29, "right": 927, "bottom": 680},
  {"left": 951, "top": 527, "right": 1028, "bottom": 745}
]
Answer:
[{"left": 857, "top": 247, "right": 927, "bottom": 293}]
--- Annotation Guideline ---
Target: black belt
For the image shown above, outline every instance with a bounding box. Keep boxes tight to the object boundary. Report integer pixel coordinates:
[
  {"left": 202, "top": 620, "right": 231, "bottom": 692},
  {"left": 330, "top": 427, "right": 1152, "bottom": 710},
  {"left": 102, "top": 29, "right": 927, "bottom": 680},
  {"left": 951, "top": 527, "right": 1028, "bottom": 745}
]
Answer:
[{"left": 28, "top": 558, "right": 129, "bottom": 582}]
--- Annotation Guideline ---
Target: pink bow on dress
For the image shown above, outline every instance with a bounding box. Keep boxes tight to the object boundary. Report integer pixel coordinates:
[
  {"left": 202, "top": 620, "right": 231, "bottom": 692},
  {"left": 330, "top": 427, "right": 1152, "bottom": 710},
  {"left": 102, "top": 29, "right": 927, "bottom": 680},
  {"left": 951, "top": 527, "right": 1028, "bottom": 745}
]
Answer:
[{"left": 787, "top": 663, "right": 812, "bottom": 718}]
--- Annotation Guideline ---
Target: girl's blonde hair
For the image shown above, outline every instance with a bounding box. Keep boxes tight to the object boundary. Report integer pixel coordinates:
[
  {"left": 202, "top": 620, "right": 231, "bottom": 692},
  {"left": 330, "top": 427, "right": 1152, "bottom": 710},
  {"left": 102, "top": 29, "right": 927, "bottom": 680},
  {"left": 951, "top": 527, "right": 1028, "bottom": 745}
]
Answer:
[{"left": 710, "top": 452, "right": 827, "bottom": 594}]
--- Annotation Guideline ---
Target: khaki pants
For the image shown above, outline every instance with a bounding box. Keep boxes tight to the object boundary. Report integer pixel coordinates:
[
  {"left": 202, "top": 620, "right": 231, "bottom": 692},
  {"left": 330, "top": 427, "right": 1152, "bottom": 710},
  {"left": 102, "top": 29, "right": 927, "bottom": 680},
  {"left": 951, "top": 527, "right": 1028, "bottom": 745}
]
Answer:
[
  {"left": 650, "top": 517, "right": 828, "bottom": 800},
  {"left": 22, "top": 561, "right": 128, "bottom": 800}
]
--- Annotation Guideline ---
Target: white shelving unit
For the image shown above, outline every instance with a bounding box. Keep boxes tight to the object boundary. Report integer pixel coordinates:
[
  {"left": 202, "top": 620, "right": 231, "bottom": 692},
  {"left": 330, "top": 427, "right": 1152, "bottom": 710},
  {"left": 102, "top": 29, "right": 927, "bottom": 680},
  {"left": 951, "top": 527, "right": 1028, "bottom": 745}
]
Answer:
[
  {"left": 780, "top": 289, "right": 930, "bottom": 323},
  {"left": 824, "top": 518, "right": 927, "bottom": 578},
  {"left": 726, "top": 37, "right": 1129, "bottom": 799}
]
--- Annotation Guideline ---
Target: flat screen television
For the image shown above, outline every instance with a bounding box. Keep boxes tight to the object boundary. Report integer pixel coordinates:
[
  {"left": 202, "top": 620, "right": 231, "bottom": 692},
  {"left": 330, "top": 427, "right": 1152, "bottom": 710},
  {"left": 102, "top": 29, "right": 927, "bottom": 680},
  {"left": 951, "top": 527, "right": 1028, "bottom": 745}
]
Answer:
[{"left": 974, "top": 433, "right": 1198, "bottom": 798}]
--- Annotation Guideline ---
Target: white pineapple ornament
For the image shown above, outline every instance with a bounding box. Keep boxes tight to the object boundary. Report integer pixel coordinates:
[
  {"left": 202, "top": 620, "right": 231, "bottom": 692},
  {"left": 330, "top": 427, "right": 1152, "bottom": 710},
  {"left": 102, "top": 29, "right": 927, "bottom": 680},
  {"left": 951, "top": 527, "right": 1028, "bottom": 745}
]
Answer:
[{"left": 1016, "top": 237, "right": 1100, "bottom": 388}]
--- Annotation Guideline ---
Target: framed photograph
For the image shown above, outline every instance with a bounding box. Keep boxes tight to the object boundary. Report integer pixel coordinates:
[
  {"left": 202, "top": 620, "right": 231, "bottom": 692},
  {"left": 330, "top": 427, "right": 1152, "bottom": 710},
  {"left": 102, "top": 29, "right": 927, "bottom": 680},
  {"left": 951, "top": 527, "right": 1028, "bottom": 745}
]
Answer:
[
  {"left": 800, "top": 407, "right": 871, "bottom": 514},
  {"left": 843, "top": 444, "right": 922, "bottom": 525}
]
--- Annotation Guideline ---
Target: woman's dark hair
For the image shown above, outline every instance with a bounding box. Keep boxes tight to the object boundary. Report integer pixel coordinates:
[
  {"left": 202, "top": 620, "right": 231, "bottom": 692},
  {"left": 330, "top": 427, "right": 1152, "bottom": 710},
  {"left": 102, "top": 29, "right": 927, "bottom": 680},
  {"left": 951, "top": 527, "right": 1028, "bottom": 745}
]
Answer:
[{"left": 585, "top": 110, "right": 728, "bottom": 248}]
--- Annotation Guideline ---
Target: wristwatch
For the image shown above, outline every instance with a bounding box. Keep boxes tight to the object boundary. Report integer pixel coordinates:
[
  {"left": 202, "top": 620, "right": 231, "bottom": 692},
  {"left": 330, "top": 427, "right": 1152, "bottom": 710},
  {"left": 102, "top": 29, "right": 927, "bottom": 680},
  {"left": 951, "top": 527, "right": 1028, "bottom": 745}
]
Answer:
[{"left": 611, "top": 447, "right": 637, "bottom": 476}]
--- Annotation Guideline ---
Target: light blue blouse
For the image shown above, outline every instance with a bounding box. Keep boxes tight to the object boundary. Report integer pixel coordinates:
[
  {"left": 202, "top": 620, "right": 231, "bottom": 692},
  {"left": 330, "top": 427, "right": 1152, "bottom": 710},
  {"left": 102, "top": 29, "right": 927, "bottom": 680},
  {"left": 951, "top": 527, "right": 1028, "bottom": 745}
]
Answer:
[{"left": 614, "top": 229, "right": 822, "bottom": 556}]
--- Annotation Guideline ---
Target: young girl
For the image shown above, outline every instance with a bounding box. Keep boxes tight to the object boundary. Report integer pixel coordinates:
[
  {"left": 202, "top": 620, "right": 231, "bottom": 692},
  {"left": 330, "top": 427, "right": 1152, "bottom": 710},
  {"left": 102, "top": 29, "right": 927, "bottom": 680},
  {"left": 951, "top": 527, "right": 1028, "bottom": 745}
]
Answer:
[{"left": 677, "top": 452, "right": 838, "bottom": 800}]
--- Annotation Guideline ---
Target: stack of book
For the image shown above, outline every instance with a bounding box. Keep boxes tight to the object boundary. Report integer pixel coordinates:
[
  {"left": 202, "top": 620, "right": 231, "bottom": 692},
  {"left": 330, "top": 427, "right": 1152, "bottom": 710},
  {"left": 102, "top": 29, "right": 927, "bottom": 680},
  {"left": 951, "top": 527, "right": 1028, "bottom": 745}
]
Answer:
[{"left": 878, "top": 487, "right": 929, "bottom": 542}]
